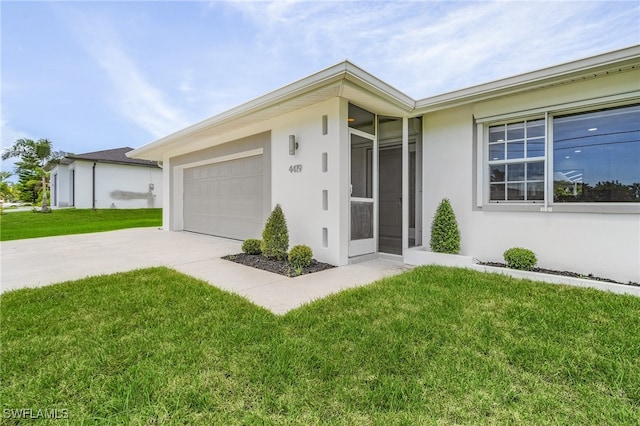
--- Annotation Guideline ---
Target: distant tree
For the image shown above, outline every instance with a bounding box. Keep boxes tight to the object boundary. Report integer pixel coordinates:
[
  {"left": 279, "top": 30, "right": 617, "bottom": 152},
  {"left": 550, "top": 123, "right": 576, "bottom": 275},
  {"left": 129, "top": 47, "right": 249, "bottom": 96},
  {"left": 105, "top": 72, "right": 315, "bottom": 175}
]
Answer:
[
  {"left": 2, "top": 139, "right": 64, "bottom": 211},
  {"left": 589, "top": 180, "right": 636, "bottom": 202},
  {"left": 0, "top": 171, "right": 16, "bottom": 202},
  {"left": 554, "top": 180, "right": 640, "bottom": 202},
  {"left": 8, "top": 145, "right": 40, "bottom": 203}
]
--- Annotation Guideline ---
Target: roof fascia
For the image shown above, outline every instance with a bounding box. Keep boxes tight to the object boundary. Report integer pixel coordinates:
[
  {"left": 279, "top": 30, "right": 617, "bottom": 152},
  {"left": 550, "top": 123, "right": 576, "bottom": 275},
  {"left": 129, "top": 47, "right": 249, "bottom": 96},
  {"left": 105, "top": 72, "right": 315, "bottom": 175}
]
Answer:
[
  {"left": 415, "top": 45, "right": 640, "bottom": 113},
  {"left": 129, "top": 61, "right": 416, "bottom": 159},
  {"left": 70, "top": 158, "right": 159, "bottom": 168},
  {"left": 129, "top": 62, "right": 351, "bottom": 158},
  {"left": 342, "top": 61, "right": 415, "bottom": 110},
  {"left": 128, "top": 45, "right": 639, "bottom": 160}
]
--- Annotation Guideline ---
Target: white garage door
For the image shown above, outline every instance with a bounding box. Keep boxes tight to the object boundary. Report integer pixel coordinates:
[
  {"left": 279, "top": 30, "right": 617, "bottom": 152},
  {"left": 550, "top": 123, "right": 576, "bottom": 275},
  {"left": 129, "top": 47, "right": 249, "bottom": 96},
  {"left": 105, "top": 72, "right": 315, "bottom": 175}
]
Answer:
[{"left": 183, "top": 155, "right": 264, "bottom": 240}]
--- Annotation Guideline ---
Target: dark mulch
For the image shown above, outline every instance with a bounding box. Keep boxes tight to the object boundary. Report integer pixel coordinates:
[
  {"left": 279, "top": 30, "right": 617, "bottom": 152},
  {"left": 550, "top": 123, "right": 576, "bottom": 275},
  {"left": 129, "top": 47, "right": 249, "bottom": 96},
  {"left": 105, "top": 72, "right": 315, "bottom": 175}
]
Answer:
[
  {"left": 478, "top": 262, "right": 639, "bottom": 287},
  {"left": 223, "top": 253, "right": 335, "bottom": 277}
]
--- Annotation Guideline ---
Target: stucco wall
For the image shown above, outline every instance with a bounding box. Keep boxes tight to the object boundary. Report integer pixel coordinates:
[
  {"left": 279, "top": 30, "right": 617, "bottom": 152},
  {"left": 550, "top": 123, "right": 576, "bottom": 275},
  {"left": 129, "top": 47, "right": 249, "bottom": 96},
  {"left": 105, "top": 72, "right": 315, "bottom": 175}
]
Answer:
[
  {"left": 422, "top": 70, "right": 640, "bottom": 283},
  {"left": 270, "top": 98, "right": 345, "bottom": 266},
  {"left": 71, "top": 162, "right": 92, "bottom": 208},
  {"left": 51, "top": 164, "right": 70, "bottom": 207},
  {"left": 164, "top": 98, "right": 344, "bottom": 266},
  {"left": 56, "top": 161, "right": 162, "bottom": 209}
]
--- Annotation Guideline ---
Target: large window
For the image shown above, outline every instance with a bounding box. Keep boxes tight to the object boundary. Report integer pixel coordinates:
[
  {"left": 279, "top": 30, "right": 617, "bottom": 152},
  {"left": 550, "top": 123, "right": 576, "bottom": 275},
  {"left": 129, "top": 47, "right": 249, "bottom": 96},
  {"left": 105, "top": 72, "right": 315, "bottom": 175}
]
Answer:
[
  {"left": 488, "top": 119, "right": 545, "bottom": 202},
  {"left": 553, "top": 105, "right": 640, "bottom": 202},
  {"left": 485, "top": 103, "right": 640, "bottom": 206}
]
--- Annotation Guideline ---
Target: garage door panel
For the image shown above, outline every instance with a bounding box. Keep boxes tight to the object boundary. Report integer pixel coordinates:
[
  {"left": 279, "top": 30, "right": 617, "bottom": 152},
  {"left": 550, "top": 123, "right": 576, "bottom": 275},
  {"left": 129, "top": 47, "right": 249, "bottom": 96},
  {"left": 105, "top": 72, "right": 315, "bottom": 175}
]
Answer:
[{"left": 183, "top": 155, "right": 264, "bottom": 240}]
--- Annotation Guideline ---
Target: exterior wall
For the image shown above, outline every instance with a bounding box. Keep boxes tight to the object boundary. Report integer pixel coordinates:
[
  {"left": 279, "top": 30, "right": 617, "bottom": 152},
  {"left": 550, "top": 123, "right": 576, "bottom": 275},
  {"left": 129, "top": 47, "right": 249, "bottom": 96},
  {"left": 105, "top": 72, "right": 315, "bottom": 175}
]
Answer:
[
  {"left": 168, "top": 131, "right": 272, "bottom": 236},
  {"left": 54, "top": 161, "right": 162, "bottom": 209},
  {"left": 421, "top": 70, "right": 639, "bottom": 283},
  {"left": 163, "top": 97, "right": 345, "bottom": 266},
  {"left": 72, "top": 161, "right": 94, "bottom": 208},
  {"left": 92, "top": 162, "right": 162, "bottom": 209},
  {"left": 50, "top": 164, "right": 70, "bottom": 207},
  {"left": 270, "top": 98, "right": 345, "bottom": 266}
]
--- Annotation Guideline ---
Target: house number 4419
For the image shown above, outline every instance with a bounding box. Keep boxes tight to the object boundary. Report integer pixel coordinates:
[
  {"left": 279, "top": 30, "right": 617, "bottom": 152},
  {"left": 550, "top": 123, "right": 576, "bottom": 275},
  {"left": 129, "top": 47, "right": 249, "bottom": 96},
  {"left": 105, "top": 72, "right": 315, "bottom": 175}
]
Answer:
[{"left": 289, "top": 164, "right": 302, "bottom": 173}]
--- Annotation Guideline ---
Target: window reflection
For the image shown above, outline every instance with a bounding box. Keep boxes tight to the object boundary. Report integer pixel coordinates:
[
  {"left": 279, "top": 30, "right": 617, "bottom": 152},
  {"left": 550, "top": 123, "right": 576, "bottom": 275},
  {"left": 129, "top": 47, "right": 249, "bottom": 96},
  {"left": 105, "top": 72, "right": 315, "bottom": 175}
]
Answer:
[
  {"left": 348, "top": 104, "right": 375, "bottom": 134},
  {"left": 553, "top": 104, "right": 640, "bottom": 202},
  {"left": 488, "top": 118, "right": 545, "bottom": 202}
]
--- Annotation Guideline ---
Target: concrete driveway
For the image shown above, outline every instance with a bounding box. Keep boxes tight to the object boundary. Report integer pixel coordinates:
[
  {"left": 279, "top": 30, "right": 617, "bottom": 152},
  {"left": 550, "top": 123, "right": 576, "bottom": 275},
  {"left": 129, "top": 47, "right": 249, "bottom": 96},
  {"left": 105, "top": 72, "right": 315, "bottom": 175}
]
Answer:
[{"left": 1, "top": 228, "right": 409, "bottom": 314}]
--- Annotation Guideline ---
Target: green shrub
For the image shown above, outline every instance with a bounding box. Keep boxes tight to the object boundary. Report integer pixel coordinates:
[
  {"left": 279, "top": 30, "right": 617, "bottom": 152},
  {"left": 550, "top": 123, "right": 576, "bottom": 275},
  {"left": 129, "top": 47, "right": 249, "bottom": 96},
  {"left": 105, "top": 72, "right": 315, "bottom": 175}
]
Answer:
[
  {"left": 289, "top": 245, "right": 313, "bottom": 269},
  {"left": 261, "top": 204, "right": 289, "bottom": 260},
  {"left": 503, "top": 247, "right": 538, "bottom": 271},
  {"left": 430, "top": 198, "right": 460, "bottom": 254},
  {"left": 242, "top": 239, "right": 262, "bottom": 255}
]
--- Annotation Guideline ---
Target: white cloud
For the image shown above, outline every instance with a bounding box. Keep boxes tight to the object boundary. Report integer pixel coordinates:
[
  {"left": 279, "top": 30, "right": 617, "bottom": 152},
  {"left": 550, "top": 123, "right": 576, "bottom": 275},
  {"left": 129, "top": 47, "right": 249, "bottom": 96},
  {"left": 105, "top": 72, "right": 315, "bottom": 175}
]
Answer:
[
  {"left": 220, "top": 1, "right": 639, "bottom": 97},
  {"left": 0, "top": 114, "right": 31, "bottom": 179},
  {"left": 377, "top": 1, "right": 638, "bottom": 96},
  {"left": 67, "top": 8, "right": 190, "bottom": 138},
  {"left": 15, "top": 0, "right": 633, "bottom": 153},
  {"left": 1, "top": 119, "right": 29, "bottom": 150}
]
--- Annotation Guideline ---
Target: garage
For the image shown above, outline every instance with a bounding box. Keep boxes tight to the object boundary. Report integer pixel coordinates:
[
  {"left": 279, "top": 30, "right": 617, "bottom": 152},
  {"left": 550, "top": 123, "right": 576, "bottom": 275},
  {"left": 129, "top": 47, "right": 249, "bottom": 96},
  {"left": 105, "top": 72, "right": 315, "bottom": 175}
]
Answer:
[{"left": 183, "top": 154, "right": 264, "bottom": 240}]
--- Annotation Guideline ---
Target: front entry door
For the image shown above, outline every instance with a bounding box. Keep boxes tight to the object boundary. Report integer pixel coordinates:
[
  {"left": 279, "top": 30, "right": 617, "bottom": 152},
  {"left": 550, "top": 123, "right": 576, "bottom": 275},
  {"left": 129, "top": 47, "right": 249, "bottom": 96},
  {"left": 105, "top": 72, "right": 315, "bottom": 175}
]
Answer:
[
  {"left": 349, "top": 130, "right": 377, "bottom": 257},
  {"left": 378, "top": 146, "right": 402, "bottom": 254}
]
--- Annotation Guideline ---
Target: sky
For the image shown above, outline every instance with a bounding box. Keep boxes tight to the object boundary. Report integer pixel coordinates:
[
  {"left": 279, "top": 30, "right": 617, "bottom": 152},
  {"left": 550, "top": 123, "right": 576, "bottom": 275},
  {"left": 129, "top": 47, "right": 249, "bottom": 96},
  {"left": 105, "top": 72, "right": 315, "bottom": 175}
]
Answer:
[{"left": 2, "top": 0, "right": 639, "bottom": 180}]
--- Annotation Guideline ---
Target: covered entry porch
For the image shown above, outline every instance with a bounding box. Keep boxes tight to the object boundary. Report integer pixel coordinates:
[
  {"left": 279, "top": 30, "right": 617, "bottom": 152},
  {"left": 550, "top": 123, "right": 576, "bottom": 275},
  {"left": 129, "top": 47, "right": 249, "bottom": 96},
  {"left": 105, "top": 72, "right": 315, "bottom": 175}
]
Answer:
[{"left": 346, "top": 103, "right": 424, "bottom": 260}]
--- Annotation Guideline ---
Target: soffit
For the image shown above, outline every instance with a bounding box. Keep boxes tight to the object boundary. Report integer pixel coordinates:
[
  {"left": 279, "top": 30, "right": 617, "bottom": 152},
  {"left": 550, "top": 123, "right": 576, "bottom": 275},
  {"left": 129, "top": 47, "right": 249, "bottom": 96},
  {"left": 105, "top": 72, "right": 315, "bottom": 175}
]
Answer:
[
  {"left": 130, "top": 63, "right": 416, "bottom": 160},
  {"left": 415, "top": 49, "right": 640, "bottom": 114},
  {"left": 341, "top": 80, "right": 414, "bottom": 117},
  {"left": 162, "top": 80, "right": 414, "bottom": 159},
  {"left": 129, "top": 46, "right": 640, "bottom": 161},
  {"left": 186, "top": 82, "right": 345, "bottom": 142}
]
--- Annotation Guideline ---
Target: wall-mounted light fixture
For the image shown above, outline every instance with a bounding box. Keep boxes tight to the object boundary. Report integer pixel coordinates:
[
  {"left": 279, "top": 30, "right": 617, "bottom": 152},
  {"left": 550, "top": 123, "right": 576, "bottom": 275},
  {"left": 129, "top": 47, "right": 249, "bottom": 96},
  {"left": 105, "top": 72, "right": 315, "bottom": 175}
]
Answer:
[{"left": 289, "top": 135, "right": 298, "bottom": 155}]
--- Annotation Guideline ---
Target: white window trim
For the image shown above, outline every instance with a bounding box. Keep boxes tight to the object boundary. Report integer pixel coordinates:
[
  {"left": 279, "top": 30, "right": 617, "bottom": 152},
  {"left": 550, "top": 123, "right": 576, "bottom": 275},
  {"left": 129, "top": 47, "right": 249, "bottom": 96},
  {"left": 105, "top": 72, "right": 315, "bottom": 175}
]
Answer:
[
  {"left": 477, "top": 98, "right": 640, "bottom": 214},
  {"left": 481, "top": 117, "right": 547, "bottom": 209}
]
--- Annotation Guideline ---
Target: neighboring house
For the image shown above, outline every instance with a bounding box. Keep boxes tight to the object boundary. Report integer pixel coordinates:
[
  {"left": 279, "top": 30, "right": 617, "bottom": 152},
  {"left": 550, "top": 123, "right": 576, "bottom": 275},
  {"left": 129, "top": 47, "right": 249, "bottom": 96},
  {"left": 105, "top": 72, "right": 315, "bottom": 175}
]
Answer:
[
  {"left": 129, "top": 46, "right": 640, "bottom": 283},
  {"left": 50, "top": 147, "right": 162, "bottom": 209}
]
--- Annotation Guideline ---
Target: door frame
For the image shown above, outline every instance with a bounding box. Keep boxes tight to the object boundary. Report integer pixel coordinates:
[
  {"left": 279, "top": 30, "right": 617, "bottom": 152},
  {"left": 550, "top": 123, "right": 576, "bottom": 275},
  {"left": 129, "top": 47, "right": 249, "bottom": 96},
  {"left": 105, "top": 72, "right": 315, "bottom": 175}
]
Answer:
[{"left": 348, "top": 128, "right": 378, "bottom": 257}]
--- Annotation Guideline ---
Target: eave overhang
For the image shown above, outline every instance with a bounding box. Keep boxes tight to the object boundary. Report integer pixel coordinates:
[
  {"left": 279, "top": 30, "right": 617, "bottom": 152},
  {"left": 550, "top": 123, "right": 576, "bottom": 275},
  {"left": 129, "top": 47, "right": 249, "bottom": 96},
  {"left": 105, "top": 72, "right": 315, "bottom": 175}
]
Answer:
[
  {"left": 128, "top": 61, "right": 415, "bottom": 161},
  {"left": 129, "top": 45, "right": 640, "bottom": 161},
  {"left": 414, "top": 45, "right": 640, "bottom": 114}
]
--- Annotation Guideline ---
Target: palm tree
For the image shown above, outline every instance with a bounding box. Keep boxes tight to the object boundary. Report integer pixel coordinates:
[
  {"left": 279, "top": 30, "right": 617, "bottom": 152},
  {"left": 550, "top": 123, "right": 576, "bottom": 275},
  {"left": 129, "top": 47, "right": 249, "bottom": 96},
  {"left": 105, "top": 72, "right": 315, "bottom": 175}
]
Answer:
[
  {"left": 2, "top": 138, "right": 61, "bottom": 212},
  {"left": 0, "top": 171, "right": 15, "bottom": 201}
]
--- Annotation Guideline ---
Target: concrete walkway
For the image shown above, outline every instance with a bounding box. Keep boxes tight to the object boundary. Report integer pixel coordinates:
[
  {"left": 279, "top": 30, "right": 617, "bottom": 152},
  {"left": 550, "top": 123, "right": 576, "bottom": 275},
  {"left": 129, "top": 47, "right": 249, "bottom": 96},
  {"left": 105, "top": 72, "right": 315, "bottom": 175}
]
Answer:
[{"left": 1, "top": 228, "right": 410, "bottom": 314}]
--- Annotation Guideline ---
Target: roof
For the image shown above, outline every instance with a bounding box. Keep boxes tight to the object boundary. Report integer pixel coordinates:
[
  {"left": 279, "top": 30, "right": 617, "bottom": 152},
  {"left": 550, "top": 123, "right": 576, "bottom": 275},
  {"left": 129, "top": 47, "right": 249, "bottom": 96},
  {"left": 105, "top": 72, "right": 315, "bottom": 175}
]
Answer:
[
  {"left": 67, "top": 147, "right": 159, "bottom": 167},
  {"left": 129, "top": 45, "right": 640, "bottom": 161}
]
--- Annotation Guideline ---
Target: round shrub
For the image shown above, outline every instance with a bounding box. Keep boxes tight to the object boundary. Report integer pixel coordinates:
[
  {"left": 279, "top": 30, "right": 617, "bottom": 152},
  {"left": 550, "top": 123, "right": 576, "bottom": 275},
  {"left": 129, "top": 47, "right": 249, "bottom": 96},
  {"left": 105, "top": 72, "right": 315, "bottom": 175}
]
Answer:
[
  {"left": 261, "top": 204, "right": 289, "bottom": 260},
  {"left": 242, "top": 239, "right": 262, "bottom": 255},
  {"left": 503, "top": 247, "right": 538, "bottom": 271},
  {"left": 288, "top": 245, "right": 313, "bottom": 269},
  {"left": 430, "top": 198, "right": 460, "bottom": 254}
]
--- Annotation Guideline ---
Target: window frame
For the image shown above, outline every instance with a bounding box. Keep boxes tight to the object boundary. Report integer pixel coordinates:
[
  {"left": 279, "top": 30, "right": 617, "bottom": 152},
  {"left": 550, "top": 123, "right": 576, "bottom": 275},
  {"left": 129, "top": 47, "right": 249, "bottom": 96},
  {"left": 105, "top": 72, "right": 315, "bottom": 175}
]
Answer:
[
  {"left": 477, "top": 98, "right": 640, "bottom": 214},
  {"left": 485, "top": 116, "right": 547, "bottom": 204}
]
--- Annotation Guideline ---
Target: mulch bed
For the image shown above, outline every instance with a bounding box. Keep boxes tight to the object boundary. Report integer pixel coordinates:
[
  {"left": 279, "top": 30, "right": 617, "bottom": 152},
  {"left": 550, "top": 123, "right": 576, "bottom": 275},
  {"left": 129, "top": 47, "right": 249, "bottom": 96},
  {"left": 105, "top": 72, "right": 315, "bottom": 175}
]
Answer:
[
  {"left": 224, "top": 253, "right": 639, "bottom": 286},
  {"left": 223, "top": 253, "right": 335, "bottom": 277},
  {"left": 478, "top": 262, "right": 639, "bottom": 287}
]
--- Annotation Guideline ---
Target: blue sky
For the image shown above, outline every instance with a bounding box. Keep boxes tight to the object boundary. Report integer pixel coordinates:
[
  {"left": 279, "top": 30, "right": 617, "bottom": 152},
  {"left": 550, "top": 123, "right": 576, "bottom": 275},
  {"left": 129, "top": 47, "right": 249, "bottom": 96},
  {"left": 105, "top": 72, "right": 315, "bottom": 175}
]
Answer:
[{"left": 2, "top": 1, "right": 639, "bottom": 178}]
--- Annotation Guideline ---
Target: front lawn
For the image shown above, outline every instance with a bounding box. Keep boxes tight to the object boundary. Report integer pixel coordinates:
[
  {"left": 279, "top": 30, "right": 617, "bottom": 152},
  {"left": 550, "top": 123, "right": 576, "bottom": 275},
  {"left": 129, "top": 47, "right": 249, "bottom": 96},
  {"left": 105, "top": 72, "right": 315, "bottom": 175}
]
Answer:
[
  {"left": 2, "top": 266, "right": 639, "bottom": 424},
  {"left": 0, "top": 208, "right": 161, "bottom": 241}
]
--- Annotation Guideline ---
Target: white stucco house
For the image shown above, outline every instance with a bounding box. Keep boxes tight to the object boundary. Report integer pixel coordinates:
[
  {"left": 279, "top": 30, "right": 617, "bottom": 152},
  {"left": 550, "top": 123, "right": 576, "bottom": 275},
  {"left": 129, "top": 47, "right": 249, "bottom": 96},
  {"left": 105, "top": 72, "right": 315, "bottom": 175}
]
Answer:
[
  {"left": 129, "top": 46, "right": 640, "bottom": 283},
  {"left": 50, "top": 147, "right": 162, "bottom": 209}
]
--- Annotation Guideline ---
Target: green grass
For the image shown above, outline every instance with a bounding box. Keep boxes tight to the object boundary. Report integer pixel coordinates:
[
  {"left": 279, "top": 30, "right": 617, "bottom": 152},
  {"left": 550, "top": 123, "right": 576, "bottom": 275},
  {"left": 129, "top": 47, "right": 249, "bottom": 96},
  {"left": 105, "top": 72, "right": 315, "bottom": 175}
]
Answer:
[
  {"left": 0, "top": 208, "right": 161, "bottom": 241},
  {"left": 2, "top": 266, "right": 639, "bottom": 424}
]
